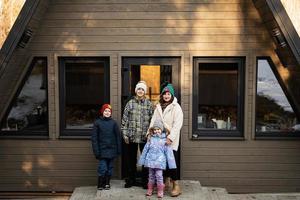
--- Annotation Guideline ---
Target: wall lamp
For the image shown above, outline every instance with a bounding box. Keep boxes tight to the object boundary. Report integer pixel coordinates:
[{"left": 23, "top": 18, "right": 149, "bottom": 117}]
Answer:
[
  {"left": 272, "top": 28, "right": 287, "bottom": 48},
  {"left": 17, "top": 28, "right": 33, "bottom": 48}
]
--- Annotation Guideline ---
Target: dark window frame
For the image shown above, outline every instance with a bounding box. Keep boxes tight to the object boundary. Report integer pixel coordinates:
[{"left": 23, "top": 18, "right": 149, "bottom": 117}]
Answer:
[
  {"left": 192, "top": 57, "right": 245, "bottom": 139},
  {"left": 59, "top": 57, "right": 110, "bottom": 137},
  {"left": 255, "top": 57, "right": 300, "bottom": 139},
  {"left": 0, "top": 57, "right": 49, "bottom": 138}
]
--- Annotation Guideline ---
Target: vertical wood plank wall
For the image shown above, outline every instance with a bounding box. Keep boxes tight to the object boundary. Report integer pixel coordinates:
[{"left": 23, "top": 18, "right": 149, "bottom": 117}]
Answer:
[{"left": 0, "top": 0, "right": 300, "bottom": 193}]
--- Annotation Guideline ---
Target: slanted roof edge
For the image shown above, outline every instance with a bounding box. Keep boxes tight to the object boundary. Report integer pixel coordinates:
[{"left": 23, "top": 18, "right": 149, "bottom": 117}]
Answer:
[
  {"left": 0, "top": 0, "right": 40, "bottom": 79},
  {"left": 266, "top": 0, "right": 300, "bottom": 64}
]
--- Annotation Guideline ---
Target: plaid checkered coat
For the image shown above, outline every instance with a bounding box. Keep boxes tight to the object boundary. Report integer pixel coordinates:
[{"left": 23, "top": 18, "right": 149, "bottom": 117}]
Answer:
[{"left": 121, "top": 96, "right": 153, "bottom": 143}]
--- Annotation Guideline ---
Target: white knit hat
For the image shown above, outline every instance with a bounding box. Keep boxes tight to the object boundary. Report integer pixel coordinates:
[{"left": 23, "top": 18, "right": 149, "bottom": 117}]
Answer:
[{"left": 135, "top": 81, "right": 147, "bottom": 93}]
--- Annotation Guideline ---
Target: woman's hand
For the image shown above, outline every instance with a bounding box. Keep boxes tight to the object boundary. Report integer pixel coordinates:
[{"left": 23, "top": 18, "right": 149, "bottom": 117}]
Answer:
[{"left": 166, "top": 138, "right": 172, "bottom": 145}]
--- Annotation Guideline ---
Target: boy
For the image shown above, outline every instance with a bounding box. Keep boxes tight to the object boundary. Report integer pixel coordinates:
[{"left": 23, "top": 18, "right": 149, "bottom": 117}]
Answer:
[{"left": 91, "top": 104, "right": 121, "bottom": 190}]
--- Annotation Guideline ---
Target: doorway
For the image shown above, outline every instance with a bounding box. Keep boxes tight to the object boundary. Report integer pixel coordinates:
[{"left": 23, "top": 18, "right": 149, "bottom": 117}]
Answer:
[{"left": 121, "top": 57, "right": 181, "bottom": 180}]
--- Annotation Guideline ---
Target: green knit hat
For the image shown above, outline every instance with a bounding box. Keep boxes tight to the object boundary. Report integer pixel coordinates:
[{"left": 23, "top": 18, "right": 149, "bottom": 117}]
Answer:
[{"left": 161, "top": 83, "right": 175, "bottom": 96}]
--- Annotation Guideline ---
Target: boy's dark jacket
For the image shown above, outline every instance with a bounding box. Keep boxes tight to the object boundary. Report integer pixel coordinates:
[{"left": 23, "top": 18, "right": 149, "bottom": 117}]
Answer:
[{"left": 91, "top": 116, "right": 121, "bottom": 159}]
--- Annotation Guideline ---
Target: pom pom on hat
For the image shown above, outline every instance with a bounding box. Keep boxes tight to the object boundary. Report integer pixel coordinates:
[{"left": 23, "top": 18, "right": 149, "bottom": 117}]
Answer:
[
  {"left": 99, "top": 104, "right": 112, "bottom": 115},
  {"left": 135, "top": 81, "right": 147, "bottom": 93}
]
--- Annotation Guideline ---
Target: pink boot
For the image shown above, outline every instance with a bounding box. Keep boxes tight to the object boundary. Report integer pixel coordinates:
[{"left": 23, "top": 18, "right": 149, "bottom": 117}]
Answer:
[
  {"left": 157, "top": 184, "right": 165, "bottom": 198},
  {"left": 146, "top": 183, "right": 154, "bottom": 196}
]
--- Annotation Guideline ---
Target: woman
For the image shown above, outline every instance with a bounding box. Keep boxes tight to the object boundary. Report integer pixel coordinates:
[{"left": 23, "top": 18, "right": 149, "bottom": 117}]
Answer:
[{"left": 148, "top": 82, "right": 183, "bottom": 197}]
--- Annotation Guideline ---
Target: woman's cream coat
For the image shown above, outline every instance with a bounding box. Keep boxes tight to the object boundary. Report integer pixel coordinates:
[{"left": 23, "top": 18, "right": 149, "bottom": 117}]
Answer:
[{"left": 148, "top": 97, "right": 183, "bottom": 151}]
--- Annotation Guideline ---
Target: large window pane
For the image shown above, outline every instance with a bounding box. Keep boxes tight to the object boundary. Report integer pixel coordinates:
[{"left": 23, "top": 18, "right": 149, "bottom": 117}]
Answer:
[
  {"left": 193, "top": 58, "right": 244, "bottom": 138},
  {"left": 1, "top": 57, "right": 48, "bottom": 136},
  {"left": 198, "top": 63, "right": 238, "bottom": 130},
  {"left": 256, "top": 58, "right": 300, "bottom": 136},
  {"left": 59, "top": 57, "right": 109, "bottom": 135}
]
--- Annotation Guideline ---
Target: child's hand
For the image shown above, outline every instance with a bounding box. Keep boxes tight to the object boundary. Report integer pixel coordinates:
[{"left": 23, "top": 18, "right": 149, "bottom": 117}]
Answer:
[{"left": 123, "top": 136, "right": 129, "bottom": 144}]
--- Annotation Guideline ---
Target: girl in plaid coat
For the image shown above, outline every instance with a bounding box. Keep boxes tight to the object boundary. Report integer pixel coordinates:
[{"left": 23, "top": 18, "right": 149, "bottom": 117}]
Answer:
[{"left": 121, "top": 81, "right": 153, "bottom": 188}]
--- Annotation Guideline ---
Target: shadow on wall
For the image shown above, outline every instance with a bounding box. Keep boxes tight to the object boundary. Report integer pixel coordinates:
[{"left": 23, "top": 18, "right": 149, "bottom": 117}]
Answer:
[{"left": 0, "top": 143, "right": 97, "bottom": 191}]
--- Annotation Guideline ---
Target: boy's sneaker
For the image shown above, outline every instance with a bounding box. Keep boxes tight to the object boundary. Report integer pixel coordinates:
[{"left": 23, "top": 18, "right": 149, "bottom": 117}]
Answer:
[
  {"left": 97, "top": 176, "right": 104, "bottom": 190},
  {"left": 104, "top": 184, "right": 111, "bottom": 190},
  {"left": 104, "top": 176, "right": 111, "bottom": 190}
]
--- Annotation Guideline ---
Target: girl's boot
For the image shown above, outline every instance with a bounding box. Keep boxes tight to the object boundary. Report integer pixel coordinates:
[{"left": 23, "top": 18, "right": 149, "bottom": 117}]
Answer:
[
  {"left": 146, "top": 183, "right": 154, "bottom": 196},
  {"left": 97, "top": 176, "right": 104, "bottom": 190},
  {"left": 157, "top": 184, "right": 165, "bottom": 198}
]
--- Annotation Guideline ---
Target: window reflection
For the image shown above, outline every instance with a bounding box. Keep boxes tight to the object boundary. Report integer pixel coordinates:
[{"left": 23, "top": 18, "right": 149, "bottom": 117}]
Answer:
[
  {"left": 1, "top": 58, "right": 48, "bottom": 134},
  {"left": 65, "top": 62, "right": 105, "bottom": 129},
  {"left": 256, "top": 59, "right": 299, "bottom": 135},
  {"left": 140, "top": 65, "right": 161, "bottom": 104},
  {"left": 197, "top": 63, "right": 238, "bottom": 131}
]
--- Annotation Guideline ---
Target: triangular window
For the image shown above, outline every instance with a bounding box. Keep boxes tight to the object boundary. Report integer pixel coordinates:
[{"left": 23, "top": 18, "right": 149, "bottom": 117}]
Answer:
[
  {"left": 0, "top": 57, "right": 48, "bottom": 136},
  {"left": 256, "top": 58, "right": 300, "bottom": 136}
]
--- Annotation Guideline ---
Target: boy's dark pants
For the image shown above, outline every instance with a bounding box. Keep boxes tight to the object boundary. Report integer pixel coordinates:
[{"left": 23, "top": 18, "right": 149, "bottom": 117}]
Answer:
[
  {"left": 97, "top": 158, "right": 114, "bottom": 189},
  {"left": 124, "top": 142, "right": 148, "bottom": 187},
  {"left": 98, "top": 158, "right": 114, "bottom": 176}
]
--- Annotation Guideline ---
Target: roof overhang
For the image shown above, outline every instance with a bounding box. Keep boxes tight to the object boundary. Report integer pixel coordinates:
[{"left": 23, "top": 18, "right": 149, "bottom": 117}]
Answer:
[
  {"left": 253, "top": 0, "right": 300, "bottom": 67},
  {"left": 0, "top": 0, "right": 40, "bottom": 79}
]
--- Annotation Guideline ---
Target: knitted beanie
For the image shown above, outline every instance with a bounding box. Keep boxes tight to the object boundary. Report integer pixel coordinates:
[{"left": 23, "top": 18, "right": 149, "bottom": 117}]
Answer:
[
  {"left": 152, "top": 119, "right": 164, "bottom": 131},
  {"left": 99, "top": 104, "right": 112, "bottom": 115},
  {"left": 135, "top": 81, "right": 147, "bottom": 93},
  {"left": 161, "top": 83, "right": 175, "bottom": 96}
]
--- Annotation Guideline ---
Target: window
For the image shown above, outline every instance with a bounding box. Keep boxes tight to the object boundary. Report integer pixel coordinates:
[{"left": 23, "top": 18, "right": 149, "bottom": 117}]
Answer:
[
  {"left": 192, "top": 57, "right": 245, "bottom": 138},
  {"left": 255, "top": 58, "right": 300, "bottom": 137},
  {"left": 59, "top": 57, "right": 109, "bottom": 136},
  {"left": 0, "top": 57, "right": 48, "bottom": 136}
]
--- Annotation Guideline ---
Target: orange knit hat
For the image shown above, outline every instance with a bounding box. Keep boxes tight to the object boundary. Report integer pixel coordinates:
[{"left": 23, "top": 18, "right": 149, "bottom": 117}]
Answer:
[{"left": 99, "top": 104, "right": 112, "bottom": 115}]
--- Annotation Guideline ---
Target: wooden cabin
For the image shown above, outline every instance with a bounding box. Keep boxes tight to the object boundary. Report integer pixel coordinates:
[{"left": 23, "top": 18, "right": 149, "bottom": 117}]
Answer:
[{"left": 0, "top": 0, "right": 300, "bottom": 193}]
